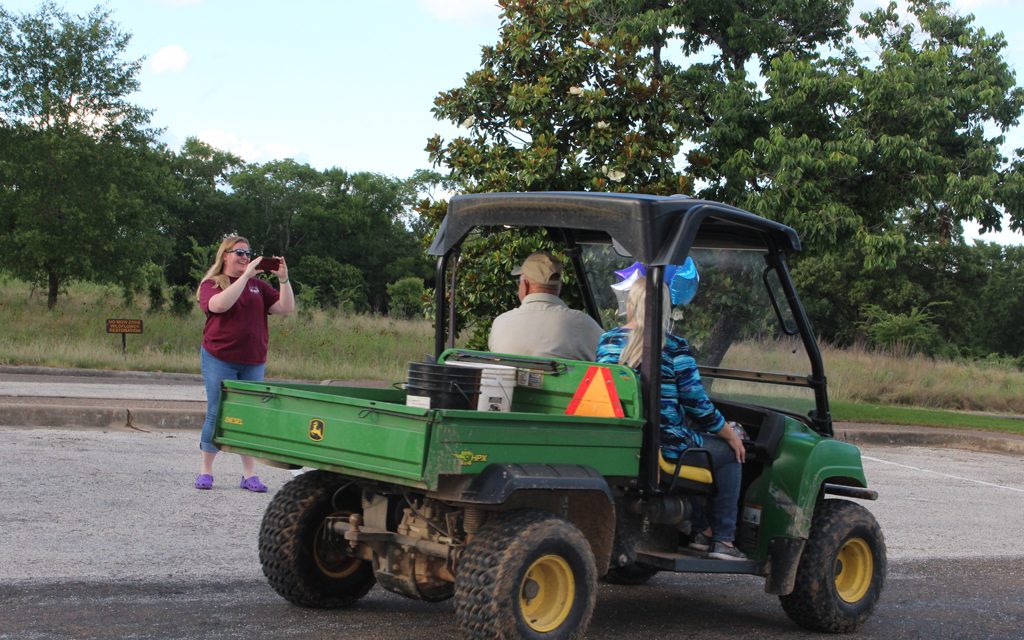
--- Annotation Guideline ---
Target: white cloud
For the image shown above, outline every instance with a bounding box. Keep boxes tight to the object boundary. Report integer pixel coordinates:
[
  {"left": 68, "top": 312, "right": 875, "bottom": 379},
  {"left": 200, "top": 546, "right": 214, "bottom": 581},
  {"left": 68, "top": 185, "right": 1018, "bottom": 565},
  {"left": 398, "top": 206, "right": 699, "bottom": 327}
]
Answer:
[
  {"left": 149, "top": 45, "right": 190, "bottom": 74},
  {"left": 418, "top": 0, "right": 500, "bottom": 25},
  {"left": 197, "top": 129, "right": 299, "bottom": 164}
]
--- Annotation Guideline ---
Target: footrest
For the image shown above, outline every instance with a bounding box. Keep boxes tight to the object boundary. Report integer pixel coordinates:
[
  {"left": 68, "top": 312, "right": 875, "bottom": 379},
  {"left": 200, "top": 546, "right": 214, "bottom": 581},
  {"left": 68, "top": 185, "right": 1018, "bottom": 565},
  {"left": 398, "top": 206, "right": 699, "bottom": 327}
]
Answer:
[{"left": 636, "top": 550, "right": 765, "bottom": 575}]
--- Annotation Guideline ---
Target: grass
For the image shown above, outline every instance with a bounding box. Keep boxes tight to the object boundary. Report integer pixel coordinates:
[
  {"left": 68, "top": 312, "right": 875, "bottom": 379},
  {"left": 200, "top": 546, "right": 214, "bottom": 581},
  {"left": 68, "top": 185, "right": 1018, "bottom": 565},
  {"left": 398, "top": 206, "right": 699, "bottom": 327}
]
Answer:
[
  {"left": 2, "top": 279, "right": 1022, "bottom": 433},
  {"left": 0, "top": 280, "right": 433, "bottom": 381},
  {"left": 831, "top": 401, "right": 1024, "bottom": 434}
]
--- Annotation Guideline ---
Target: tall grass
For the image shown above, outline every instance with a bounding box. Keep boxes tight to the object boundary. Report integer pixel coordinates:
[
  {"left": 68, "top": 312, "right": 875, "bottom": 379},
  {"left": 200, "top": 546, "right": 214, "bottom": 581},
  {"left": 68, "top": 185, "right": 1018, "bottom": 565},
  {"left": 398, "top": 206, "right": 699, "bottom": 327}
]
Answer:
[{"left": 1, "top": 280, "right": 1022, "bottom": 415}]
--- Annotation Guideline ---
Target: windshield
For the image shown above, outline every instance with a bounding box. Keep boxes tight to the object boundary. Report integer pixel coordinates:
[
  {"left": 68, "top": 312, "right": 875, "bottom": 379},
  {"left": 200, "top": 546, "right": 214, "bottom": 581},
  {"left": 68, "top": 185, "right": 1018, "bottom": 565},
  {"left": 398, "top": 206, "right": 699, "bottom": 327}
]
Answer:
[{"left": 581, "top": 244, "right": 817, "bottom": 418}]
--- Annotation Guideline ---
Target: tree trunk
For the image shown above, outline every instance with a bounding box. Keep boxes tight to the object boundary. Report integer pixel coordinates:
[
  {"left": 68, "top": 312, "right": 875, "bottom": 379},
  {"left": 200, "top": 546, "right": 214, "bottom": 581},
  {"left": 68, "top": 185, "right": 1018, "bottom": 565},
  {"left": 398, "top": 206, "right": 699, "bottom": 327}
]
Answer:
[{"left": 47, "top": 268, "right": 59, "bottom": 310}]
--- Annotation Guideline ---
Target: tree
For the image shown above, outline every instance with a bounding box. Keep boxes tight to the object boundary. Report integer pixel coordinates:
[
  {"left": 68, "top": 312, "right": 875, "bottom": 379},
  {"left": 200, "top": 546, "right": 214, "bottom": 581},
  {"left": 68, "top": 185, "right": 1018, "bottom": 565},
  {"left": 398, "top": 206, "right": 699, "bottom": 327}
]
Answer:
[
  {"left": 0, "top": 3, "right": 165, "bottom": 308},
  {"left": 427, "top": 0, "right": 693, "bottom": 345},
  {"left": 164, "top": 138, "right": 245, "bottom": 286},
  {"left": 229, "top": 161, "right": 431, "bottom": 311},
  {"left": 428, "top": 0, "right": 1024, "bottom": 356}
]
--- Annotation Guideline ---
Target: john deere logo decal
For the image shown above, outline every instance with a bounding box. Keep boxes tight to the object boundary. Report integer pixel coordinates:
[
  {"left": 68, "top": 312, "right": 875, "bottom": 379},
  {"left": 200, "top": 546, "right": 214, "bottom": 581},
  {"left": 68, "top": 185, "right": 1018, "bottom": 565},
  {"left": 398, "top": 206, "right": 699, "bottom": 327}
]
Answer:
[
  {"left": 453, "top": 450, "right": 488, "bottom": 466},
  {"left": 308, "top": 419, "right": 325, "bottom": 442}
]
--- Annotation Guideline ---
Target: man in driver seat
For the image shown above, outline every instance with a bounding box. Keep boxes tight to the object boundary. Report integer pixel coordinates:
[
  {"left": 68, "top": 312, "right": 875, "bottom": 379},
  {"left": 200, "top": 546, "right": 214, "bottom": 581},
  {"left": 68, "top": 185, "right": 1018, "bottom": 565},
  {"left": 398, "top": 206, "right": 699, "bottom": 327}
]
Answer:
[{"left": 488, "top": 251, "right": 604, "bottom": 361}]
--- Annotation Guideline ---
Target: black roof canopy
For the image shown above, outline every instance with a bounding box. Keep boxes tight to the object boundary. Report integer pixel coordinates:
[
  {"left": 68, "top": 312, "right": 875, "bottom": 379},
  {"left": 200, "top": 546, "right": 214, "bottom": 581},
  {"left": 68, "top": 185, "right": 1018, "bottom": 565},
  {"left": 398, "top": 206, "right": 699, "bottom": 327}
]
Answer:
[{"left": 428, "top": 192, "right": 801, "bottom": 263}]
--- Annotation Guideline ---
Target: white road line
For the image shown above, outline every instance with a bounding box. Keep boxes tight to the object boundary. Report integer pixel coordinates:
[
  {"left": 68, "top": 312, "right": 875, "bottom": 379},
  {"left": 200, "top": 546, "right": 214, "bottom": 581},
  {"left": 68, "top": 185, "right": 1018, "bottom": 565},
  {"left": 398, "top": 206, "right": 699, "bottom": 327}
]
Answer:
[{"left": 863, "top": 455, "right": 1024, "bottom": 494}]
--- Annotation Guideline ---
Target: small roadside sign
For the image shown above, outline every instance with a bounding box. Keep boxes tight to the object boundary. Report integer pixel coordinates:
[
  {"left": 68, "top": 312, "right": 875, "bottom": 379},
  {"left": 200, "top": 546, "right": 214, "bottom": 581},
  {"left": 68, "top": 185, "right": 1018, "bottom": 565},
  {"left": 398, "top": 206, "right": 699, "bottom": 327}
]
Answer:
[{"left": 106, "top": 318, "right": 143, "bottom": 354}]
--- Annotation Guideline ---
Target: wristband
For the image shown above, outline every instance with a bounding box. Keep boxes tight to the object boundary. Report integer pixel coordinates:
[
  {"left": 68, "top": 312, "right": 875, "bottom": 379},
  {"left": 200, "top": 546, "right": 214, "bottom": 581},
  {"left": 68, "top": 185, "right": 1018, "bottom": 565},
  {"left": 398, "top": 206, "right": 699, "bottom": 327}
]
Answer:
[{"left": 279, "top": 279, "right": 290, "bottom": 285}]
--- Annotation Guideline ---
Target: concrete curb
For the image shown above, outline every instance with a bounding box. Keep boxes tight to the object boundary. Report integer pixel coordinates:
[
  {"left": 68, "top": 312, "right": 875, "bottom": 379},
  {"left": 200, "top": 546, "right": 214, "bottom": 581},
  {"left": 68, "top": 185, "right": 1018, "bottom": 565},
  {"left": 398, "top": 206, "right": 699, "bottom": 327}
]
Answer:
[
  {"left": 0, "top": 403, "right": 205, "bottom": 430},
  {"left": 837, "top": 425, "right": 1024, "bottom": 456},
  {"left": 0, "top": 365, "right": 203, "bottom": 382}
]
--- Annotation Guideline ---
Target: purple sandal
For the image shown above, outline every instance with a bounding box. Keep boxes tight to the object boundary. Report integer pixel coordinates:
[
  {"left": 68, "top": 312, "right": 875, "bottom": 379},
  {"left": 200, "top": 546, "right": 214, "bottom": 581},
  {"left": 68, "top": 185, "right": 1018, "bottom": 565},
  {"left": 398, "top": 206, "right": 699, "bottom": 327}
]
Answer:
[
  {"left": 195, "top": 474, "right": 213, "bottom": 490},
  {"left": 240, "top": 476, "right": 268, "bottom": 493}
]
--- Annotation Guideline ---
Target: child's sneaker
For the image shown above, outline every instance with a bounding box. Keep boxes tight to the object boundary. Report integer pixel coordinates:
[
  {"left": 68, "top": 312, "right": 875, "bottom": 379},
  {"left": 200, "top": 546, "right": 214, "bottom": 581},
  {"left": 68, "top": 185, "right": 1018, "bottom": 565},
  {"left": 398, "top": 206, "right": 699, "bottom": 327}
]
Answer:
[
  {"left": 688, "top": 530, "right": 712, "bottom": 552},
  {"left": 708, "top": 541, "right": 747, "bottom": 561}
]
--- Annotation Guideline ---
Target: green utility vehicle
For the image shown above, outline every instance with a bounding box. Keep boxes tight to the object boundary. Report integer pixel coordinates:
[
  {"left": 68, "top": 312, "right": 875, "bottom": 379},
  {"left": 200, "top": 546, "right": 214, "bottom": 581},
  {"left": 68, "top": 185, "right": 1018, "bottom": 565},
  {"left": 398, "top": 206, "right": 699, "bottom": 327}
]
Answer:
[{"left": 215, "top": 192, "right": 885, "bottom": 639}]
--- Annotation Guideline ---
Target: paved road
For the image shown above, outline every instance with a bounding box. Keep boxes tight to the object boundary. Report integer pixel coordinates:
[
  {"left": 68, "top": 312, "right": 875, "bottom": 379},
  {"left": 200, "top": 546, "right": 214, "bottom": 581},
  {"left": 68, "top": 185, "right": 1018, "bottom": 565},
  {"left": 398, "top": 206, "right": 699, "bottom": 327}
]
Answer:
[{"left": 1, "top": 426, "right": 1022, "bottom": 639}]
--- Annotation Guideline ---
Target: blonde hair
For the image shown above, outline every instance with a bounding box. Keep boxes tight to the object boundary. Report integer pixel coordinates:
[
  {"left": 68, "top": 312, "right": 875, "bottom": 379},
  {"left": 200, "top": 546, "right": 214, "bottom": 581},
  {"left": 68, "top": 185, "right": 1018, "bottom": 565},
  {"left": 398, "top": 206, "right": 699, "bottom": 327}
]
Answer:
[
  {"left": 619, "top": 277, "right": 671, "bottom": 368},
  {"left": 195, "top": 235, "right": 249, "bottom": 301}
]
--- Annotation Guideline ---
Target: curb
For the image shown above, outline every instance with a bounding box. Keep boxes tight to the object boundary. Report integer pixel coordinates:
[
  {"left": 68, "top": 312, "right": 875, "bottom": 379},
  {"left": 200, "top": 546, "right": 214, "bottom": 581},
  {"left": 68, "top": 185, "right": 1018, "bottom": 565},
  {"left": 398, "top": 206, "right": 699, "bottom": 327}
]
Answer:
[
  {"left": 836, "top": 424, "right": 1024, "bottom": 456},
  {"left": 0, "top": 364, "right": 203, "bottom": 382},
  {"left": 0, "top": 403, "right": 204, "bottom": 431}
]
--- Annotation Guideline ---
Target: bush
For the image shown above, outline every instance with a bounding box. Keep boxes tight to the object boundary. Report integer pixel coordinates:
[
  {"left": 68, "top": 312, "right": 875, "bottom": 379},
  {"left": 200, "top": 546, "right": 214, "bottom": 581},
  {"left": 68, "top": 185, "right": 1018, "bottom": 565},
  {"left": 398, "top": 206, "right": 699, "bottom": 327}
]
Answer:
[
  {"left": 857, "top": 303, "right": 944, "bottom": 356},
  {"left": 387, "top": 277, "right": 426, "bottom": 319},
  {"left": 294, "top": 255, "right": 368, "bottom": 312},
  {"left": 169, "top": 285, "right": 194, "bottom": 317}
]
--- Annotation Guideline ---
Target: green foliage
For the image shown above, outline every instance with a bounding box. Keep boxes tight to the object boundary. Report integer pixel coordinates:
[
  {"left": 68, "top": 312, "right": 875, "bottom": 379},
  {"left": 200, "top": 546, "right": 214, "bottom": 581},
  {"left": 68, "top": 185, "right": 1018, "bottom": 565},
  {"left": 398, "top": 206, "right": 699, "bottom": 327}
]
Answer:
[
  {"left": 857, "top": 303, "right": 944, "bottom": 356},
  {"left": 0, "top": 3, "right": 165, "bottom": 309},
  {"left": 387, "top": 277, "right": 426, "bottom": 319},
  {"left": 425, "top": 0, "right": 1024, "bottom": 360},
  {"left": 294, "top": 255, "right": 368, "bottom": 312},
  {"left": 141, "top": 262, "right": 167, "bottom": 312},
  {"left": 186, "top": 236, "right": 219, "bottom": 286},
  {"left": 168, "top": 285, "right": 193, "bottom": 317},
  {"left": 163, "top": 138, "right": 245, "bottom": 286}
]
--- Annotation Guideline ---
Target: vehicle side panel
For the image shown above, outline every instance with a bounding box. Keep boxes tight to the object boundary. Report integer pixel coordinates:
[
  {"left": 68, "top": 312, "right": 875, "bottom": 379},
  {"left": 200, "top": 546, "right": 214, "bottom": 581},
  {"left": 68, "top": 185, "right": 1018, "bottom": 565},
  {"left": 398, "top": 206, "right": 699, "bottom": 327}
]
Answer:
[{"left": 740, "top": 418, "right": 869, "bottom": 557}]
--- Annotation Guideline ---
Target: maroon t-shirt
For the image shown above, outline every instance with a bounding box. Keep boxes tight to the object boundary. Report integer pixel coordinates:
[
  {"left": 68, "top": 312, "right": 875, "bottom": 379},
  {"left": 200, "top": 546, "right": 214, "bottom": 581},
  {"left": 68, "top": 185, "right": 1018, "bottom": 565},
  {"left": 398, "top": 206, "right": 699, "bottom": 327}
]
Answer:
[{"left": 199, "top": 277, "right": 280, "bottom": 365}]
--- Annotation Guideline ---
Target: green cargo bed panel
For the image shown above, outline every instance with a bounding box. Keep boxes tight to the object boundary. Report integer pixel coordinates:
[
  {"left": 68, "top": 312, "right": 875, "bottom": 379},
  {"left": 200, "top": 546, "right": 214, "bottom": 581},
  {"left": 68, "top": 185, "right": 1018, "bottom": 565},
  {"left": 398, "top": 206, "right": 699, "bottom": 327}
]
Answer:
[
  {"left": 214, "top": 381, "right": 432, "bottom": 482},
  {"left": 427, "top": 410, "right": 644, "bottom": 479}
]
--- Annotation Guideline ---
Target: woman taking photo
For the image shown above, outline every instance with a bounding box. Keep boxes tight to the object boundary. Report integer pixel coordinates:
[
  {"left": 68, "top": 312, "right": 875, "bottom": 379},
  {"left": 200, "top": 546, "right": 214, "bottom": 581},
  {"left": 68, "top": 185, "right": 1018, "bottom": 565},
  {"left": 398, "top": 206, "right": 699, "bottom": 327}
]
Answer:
[{"left": 194, "top": 235, "right": 295, "bottom": 492}]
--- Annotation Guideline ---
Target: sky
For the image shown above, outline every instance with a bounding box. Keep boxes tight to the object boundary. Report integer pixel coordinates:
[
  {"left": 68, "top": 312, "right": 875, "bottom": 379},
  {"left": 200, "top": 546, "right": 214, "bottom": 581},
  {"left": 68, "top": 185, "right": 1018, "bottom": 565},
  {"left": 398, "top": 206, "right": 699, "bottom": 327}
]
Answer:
[{"left": 5, "top": 0, "right": 1024, "bottom": 245}]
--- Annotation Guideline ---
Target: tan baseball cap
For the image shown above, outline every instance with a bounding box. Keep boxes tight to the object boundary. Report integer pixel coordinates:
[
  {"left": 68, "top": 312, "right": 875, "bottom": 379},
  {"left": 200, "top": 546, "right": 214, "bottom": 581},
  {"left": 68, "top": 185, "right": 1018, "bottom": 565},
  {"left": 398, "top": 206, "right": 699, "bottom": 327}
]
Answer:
[{"left": 512, "top": 251, "right": 563, "bottom": 285}]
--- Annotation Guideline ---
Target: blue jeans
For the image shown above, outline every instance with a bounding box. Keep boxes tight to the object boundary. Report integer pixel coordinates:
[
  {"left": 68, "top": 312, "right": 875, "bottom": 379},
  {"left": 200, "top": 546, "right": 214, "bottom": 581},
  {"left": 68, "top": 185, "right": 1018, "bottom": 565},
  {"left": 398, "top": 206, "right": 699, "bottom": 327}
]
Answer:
[
  {"left": 689, "top": 434, "right": 742, "bottom": 542},
  {"left": 199, "top": 347, "right": 265, "bottom": 453}
]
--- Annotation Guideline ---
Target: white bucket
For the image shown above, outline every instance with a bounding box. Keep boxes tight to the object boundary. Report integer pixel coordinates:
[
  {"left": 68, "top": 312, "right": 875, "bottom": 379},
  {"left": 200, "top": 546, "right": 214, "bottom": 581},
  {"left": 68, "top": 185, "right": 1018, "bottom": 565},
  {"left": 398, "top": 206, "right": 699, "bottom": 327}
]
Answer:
[{"left": 446, "top": 362, "right": 517, "bottom": 412}]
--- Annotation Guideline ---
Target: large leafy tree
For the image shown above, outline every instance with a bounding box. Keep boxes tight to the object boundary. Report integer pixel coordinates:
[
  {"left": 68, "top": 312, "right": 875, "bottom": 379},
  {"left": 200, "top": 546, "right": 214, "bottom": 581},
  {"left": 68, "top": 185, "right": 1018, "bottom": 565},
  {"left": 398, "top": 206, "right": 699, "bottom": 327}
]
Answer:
[
  {"left": 428, "top": 0, "right": 1024, "bottom": 354},
  {"left": 427, "top": 0, "right": 856, "bottom": 347},
  {"left": 0, "top": 3, "right": 166, "bottom": 308}
]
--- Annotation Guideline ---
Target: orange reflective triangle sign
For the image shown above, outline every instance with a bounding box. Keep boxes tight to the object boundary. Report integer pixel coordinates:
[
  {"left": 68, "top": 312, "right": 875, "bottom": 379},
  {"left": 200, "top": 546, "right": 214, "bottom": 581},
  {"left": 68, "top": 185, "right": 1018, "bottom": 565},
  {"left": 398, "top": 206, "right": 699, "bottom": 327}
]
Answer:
[{"left": 565, "top": 366, "right": 624, "bottom": 418}]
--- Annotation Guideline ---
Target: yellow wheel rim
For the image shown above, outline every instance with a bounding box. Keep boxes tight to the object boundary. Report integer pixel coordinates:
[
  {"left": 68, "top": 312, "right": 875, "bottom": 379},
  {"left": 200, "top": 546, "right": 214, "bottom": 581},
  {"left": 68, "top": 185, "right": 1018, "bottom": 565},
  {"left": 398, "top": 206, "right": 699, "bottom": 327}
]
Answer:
[
  {"left": 520, "top": 555, "right": 575, "bottom": 632},
  {"left": 835, "top": 537, "right": 873, "bottom": 603},
  {"left": 314, "top": 513, "right": 361, "bottom": 579}
]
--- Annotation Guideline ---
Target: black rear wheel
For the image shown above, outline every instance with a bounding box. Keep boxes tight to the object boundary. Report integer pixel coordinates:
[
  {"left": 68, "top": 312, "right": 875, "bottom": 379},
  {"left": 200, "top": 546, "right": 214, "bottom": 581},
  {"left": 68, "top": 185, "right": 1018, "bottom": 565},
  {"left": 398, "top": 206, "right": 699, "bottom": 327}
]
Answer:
[
  {"left": 455, "top": 510, "right": 597, "bottom": 640},
  {"left": 780, "top": 499, "right": 886, "bottom": 632},
  {"left": 259, "top": 471, "right": 375, "bottom": 608}
]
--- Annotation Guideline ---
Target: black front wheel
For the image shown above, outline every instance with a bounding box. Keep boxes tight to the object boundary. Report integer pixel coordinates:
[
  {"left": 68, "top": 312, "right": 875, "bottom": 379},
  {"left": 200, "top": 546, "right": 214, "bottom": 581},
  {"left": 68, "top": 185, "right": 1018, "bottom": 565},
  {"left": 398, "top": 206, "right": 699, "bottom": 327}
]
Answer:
[
  {"left": 780, "top": 499, "right": 886, "bottom": 633},
  {"left": 455, "top": 510, "right": 597, "bottom": 640},
  {"left": 259, "top": 471, "right": 376, "bottom": 608}
]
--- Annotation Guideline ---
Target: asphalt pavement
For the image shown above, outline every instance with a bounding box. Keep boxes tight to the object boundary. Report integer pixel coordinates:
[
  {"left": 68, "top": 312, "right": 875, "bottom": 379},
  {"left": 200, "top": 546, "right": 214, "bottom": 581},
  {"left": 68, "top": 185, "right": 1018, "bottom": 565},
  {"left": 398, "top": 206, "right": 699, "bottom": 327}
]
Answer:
[{"left": 1, "top": 364, "right": 1022, "bottom": 639}]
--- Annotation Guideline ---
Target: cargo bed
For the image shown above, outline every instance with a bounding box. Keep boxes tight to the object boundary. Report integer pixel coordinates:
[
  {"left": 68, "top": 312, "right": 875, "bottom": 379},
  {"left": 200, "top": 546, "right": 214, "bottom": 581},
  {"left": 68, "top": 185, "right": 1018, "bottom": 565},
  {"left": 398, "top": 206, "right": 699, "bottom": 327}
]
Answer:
[{"left": 214, "top": 355, "right": 645, "bottom": 490}]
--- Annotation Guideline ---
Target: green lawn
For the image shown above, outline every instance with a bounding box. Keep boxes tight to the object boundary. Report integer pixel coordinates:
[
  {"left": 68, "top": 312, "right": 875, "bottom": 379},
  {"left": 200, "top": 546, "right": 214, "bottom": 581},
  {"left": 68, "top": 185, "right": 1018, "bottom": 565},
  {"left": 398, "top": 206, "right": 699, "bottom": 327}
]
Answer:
[{"left": 832, "top": 401, "right": 1024, "bottom": 435}]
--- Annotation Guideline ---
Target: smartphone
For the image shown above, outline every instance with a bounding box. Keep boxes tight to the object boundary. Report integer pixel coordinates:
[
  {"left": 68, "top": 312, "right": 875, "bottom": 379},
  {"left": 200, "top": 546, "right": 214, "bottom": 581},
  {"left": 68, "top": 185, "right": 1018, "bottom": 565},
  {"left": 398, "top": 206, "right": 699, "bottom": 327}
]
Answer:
[{"left": 258, "top": 256, "right": 280, "bottom": 272}]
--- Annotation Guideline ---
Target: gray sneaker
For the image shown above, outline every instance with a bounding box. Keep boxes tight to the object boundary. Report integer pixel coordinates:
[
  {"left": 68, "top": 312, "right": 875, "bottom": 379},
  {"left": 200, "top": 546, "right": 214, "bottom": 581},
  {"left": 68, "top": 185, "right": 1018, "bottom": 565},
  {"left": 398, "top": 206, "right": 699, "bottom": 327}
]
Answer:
[
  {"left": 688, "top": 530, "right": 712, "bottom": 552},
  {"left": 708, "top": 541, "right": 747, "bottom": 561}
]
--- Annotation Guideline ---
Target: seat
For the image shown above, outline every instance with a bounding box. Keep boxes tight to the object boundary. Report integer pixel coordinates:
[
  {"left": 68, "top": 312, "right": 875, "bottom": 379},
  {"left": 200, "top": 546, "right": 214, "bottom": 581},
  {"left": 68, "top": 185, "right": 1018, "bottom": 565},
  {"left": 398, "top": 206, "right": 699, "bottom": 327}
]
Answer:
[{"left": 658, "top": 448, "right": 715, "bottom": 494}]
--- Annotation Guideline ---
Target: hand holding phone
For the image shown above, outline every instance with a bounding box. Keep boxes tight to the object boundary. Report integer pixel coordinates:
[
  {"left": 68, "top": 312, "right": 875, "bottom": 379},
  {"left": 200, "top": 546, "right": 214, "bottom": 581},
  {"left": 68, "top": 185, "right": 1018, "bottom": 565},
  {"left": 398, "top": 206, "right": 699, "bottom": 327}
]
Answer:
[{"left": 259, "top": 256, "right": 281, "bottom": 272}]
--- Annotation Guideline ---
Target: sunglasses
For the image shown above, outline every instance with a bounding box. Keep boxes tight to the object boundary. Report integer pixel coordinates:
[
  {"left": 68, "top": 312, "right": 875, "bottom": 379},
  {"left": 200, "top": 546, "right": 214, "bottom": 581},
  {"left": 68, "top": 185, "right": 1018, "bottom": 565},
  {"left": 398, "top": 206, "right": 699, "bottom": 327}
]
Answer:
[{"left": 227, "top": 249, "right": 253, "bottom": 258}]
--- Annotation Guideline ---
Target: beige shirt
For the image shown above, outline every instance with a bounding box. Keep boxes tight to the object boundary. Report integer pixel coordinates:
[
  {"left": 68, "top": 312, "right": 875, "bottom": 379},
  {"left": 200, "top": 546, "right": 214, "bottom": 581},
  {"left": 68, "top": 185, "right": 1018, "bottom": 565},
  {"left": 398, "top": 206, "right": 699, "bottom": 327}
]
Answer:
[{"left": 488, "top": 293, "right": 604, "bottom": 361}]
